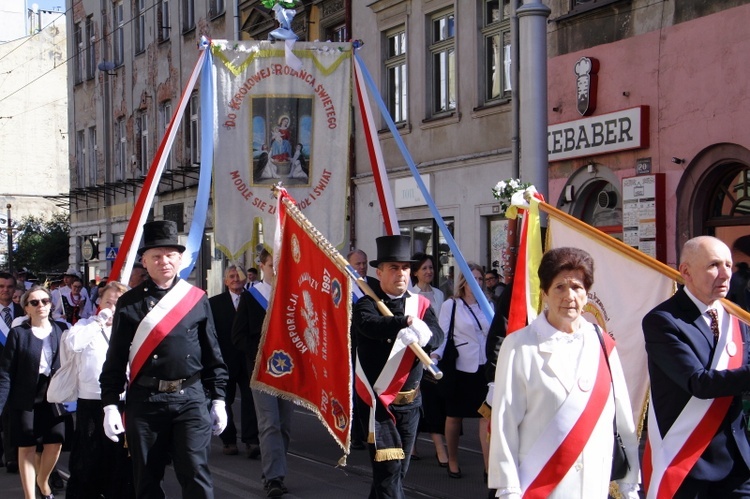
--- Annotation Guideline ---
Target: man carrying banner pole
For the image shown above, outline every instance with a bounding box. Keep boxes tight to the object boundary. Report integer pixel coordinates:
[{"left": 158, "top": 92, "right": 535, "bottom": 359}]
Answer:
[
  {"left": 100, "top": 221, "right": 228, "bottom": 498},
  {"left": 353, "top": 235, "right": 444, "bottom": 499},
  {"left": 643, "top": 236, "right": 750, "bottom": 498}
]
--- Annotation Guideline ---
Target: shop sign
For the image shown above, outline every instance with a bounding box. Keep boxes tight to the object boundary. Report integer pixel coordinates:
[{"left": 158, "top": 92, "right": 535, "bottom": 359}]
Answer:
[{"left": 548, "top": 106, "right": 649, "bottom": 162}]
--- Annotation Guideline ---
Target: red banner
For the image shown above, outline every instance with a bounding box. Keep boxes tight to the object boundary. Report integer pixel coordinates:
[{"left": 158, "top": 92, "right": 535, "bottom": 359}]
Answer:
[{"left": 254, "top": 200, "right": 352, "bottom": 451}]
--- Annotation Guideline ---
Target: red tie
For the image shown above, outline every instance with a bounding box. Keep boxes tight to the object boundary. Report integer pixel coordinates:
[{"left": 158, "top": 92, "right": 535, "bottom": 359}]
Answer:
[{"left": 707, "top": 308, "right": 719, "bottom": 339}]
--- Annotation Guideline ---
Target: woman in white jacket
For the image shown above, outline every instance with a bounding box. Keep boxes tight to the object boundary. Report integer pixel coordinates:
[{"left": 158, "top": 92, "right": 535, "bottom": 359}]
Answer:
[
  {"left": 436, "top": 262, "right": 492, "bottom": 480},
  {"left": 489, "top": 247, "right": 640, "bottom": 498},
  {"left": 63, "top": 281, "right": 132, "bottom": 498}
]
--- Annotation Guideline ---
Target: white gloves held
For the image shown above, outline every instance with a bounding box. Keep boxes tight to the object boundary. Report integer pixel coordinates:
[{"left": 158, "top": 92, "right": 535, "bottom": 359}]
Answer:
[
  {"left": 103, "top": 404, "right": 124, "bottom": 442},
  {"left": 210, "top": 399, "right": 228, "bottom": 436},
  {"left": 485, "top": 382, "right": 495, "bottom": 407},
  {"left": 397, "top": 317, "right": 432, "bottom": 347}
]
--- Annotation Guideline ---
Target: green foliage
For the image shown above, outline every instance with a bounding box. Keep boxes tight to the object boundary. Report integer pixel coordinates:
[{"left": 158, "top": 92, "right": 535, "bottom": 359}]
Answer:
[
  {"left": 12, "top": 212, "right": 70, "bottom": 275},
  {"left": 260, "top": 0, "right": 297, "bottom": 8}
]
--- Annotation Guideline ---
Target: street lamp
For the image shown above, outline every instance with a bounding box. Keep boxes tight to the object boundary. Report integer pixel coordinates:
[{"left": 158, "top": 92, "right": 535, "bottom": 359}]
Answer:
[{"left": 6, "top": 204, "right": 11, "bottom": 273}]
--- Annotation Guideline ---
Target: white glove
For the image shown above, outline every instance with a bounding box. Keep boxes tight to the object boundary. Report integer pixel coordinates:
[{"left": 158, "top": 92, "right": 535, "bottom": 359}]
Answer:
[
  {"left": 96, "top": 308, "right": 113, "bottom": 325},
  {"left": 616, "top": 482, "right": 640, "bottom": 499},
  {"left": 210, "top": 400, "right": 228, "bottom": 436},
  {"left": 407, "top": 317, "right": 432, "bottom": 347},
  {"left": 485, "top": 382, "right": 495, "bottom": 407},
  {"left": 103, "top": 404, "right": 124, "bottom": 442}
]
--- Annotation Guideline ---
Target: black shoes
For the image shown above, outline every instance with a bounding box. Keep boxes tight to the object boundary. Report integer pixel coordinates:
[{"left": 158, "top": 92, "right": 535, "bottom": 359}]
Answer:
[
  {"left": 447, "top": 467, "right": 462, "bottom": 479},
  {"left": 246, "top": 443, "right": 261, "bottom": 459},
  {"left": 5, "top": 461, "right": 17, "bottom": 473},
  {"left": 265, "top": 478, "right": 287, "bottom": 497}
]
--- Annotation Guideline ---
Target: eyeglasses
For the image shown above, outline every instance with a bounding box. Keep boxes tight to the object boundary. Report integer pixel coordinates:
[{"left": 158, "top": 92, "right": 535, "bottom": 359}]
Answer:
[{"left": 28, "top": 298, "right": 51, "bottom": 307}]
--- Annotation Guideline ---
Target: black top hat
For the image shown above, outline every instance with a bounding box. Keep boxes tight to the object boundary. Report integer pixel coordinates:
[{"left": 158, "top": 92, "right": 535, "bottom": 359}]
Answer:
[
  {"left": 137, "top": 220, "right": 186, "bottom": 255},
  {"left": 369, "top": 235, "right": 418, "bottom": 268}
]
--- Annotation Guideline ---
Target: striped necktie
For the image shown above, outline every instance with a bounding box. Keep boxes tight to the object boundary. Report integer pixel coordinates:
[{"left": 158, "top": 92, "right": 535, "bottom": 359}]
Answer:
[{"left": 2, "top": 307, "right": 11, "bottom": 329}]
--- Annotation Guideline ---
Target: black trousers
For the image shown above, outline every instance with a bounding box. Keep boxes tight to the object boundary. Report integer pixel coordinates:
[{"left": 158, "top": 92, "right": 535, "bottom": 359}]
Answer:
[
  {"left": 66, "top": 399, "right": 134, "bottom": 499},
  {"left": 221, "top": 364, "right": 258, "bottom": 446},
  {"left": 125, "top": 397, "right": 213, "bottom": 499},
  {"left": 675, "top": 458, "right": 750, "bottom": 498},
  {"left": 358, "top": 399, "right": 420, "bottom": 499}
]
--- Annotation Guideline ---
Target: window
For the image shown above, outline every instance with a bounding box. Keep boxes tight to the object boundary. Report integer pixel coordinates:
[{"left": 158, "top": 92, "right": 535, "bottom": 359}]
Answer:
[
  {"left": 186, "top": 93, "right": 200, "bottom": 165},
  {"left": 159, "top": 0, "right": 171, "bottom": 42},
  {"left": 74, "top": 22, "right": 84, "bottom": 83},
  {"left": 135, "top": 0, "right": 146, "bottom": 54},
  {"left": 136, "top": 112, "right": 149, "bottom": 175},
  {"left": 384, "top": 28, "right": 407, "bottom": 124},
  {"left": 325, "top": 23, "right": 347, "bottom": 42},
  {"left": 481, "top": 0, "right": 511, "bottom": 104},
  {"left": 113, "top": 1, "right": 124, "bottom": 66},
  {"left": 208, "top": 0, "right": 225, "bottom": 18},
  {"left": 76, "top": 130, "right": 85, "bottom": 187},
  {"left": 159, "top": 101, "right": 173, "bottom": 170},
  {"left": 85, "top": 15, "right": 95, "bottom": 80},
  {"left": 429, "top": 10, "right": 456, "bottom": 115},
  {"left": 114, "top": 117, "right": 126, "bottom": 180},
  {"left": 182, "top": 0, "right": 195, "bottom": 32},
  {"left": 88, "top": 126, "right": 97, "bottom": 186}
]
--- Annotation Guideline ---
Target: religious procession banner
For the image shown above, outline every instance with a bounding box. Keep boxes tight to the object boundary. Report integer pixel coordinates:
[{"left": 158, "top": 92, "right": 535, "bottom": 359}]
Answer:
[
  {"left": 211, "top": 41, "right": 352, "bottom": 259},
  {"left": 253, "top": 190, "right": 353, "bottom": 452},
  {"left": 546, "top": 210, "right": 675, "bottom": 428}
]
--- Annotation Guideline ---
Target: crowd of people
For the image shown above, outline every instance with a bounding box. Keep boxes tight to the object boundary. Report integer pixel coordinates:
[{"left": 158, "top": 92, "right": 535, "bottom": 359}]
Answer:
[{"left": 0, "top": 221, "right": 748, "bottom": 499}]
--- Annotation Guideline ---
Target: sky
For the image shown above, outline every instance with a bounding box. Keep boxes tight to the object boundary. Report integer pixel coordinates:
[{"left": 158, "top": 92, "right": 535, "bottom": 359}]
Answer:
[{"left": 29, "top": 0, "right": 66, "bottom": 13}]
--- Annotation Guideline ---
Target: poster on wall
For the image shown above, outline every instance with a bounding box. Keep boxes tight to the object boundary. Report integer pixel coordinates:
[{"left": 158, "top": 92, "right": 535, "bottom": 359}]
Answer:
[{"left": 622, "top": 173, "right": 665, "bottom": 261}]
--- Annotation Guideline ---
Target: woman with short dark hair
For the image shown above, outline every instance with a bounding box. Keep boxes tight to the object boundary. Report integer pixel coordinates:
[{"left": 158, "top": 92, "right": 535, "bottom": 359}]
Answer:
[{"left": 488, "top": 247, "right": 640, "bottom": 498}]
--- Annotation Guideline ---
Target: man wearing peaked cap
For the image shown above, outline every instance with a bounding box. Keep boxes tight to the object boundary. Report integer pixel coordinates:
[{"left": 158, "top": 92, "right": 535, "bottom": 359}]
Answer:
[
  {"left": 100, "top": 220, "right": 228, "bottom": 498},
  {"left": 352, "top": 235, "right": 444, "bottom": 498}
]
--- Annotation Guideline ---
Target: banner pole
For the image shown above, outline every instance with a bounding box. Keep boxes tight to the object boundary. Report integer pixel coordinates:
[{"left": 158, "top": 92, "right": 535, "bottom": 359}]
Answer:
[
  {"left": 539, "top": 200, "right": 750, "bottom": 325},
  {"left": 272, "top": 186, "right": 443, "bottom": 379}
]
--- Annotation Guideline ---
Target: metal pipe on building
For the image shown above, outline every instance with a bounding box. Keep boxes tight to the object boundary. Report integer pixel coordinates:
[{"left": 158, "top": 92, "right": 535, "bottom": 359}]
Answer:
[{"left": 517, "top": 0, "right": 550, "bottom": 201}]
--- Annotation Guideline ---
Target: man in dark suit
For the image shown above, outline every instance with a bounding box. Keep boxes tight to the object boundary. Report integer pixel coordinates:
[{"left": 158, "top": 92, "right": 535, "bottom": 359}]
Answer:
[
  {"left": 643, "top": 235, "right": 750, "bottom": 498},
  {"left": 209, "top": 265, "right": 259, "bottom": 458},
  {"left": 0, "top": 272, "right": 23, "bottom": 472}
]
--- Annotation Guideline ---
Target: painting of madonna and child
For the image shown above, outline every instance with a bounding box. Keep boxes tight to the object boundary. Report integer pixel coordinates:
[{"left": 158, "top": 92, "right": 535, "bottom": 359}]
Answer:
[{"left": 251, "top": 97, "right": 313, "bottom": 186}]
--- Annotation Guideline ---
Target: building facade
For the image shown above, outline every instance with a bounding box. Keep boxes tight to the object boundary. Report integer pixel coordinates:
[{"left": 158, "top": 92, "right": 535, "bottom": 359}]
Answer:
[
  {"left": 0, "top": 2, "right": 69, "bottom": 270},
  {"left": 67, "top": 0, "right": 750, "bottom": 291}
]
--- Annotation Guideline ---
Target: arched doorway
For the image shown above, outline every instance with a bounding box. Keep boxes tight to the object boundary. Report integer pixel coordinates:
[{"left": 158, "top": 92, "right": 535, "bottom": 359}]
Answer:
[
  {"left": 558, "top": 164, "right": 623, "bottom": 239},
  {"left": 676, "top": 143, "right": 750, "bottom": 262}
]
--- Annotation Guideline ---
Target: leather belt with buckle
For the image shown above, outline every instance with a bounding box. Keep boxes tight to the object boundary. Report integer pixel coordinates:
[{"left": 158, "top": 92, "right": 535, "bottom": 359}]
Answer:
[
  {"left": 392, "top": 387, "right": 420, "bottom": 406},
  {"left": 136, "top": 372, "right": 200, "bottom": 393}
]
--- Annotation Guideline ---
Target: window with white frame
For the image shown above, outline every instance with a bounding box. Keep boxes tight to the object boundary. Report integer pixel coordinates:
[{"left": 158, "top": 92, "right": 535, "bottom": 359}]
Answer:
[
  {"left": 114, "top": 117, "right": 126, "bottom": 180},
  {"left": 137, "top": 112, "right": 149, "bottom": 175},
  {"left": 186, "top": 93, "right": 200, "bottom": 165},
  {"left": 384, "top": 27, "right": 407, "bottom": 124},
  {"left": 159, "top": 0, "right": 171, "bottom": 42},
  {"left": 74, "top": 22, "right": 84, "bottom": 83},
  {"left": 88, "top": 126, "right": 97, "bottom": 186},
  {"left": 159, "top": 101, "right": 174, "bottom": 170},
  {"left": 208, "top": 0, "right": 225, "bottom": 18},
  {"left": 85, "top": 15, "right": 95, "bottom": 80},
  {"left": 135, "top": 0, "right": 146, "bottom": 54},
  {"left": 113, "top": 0, "right": 124, "bottom": 66},
  {"left": 429, "top": 9, "right": 456, "bottom": 115},
  {"left": 481, "top": 0, "right": 511, "bottom": 104},
  {"left": 76, "top": 130, "right": 85, "bottom": 187},
  {"left": 182, "top": 0, "right": 195, "bottom": 32}
]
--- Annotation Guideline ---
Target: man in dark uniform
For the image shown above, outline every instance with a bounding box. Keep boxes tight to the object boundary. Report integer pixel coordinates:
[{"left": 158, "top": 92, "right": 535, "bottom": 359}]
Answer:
[
  {"left": 353, "top": 235, "right": 444, "bottom": 499},
  {"left": 100, "top": 221, "right": 228, "bottom": 498}
]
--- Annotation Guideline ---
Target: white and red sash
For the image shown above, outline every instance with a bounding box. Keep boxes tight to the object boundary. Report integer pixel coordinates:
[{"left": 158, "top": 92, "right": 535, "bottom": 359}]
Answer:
[
  {"left": 354, "top": 294, "right": 430, "bottom": 445},
  {"left": 519, "top": 331, "right": 611, "bottom": 498},
  {"left": 644, "top": 313, "right": 744, "bottom": 499},
  {"left": 128, "top": 279, "right": 205, "bottom": 384}
]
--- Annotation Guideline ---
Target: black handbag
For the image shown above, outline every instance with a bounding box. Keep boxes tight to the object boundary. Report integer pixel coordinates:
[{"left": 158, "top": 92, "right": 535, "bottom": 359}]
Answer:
[
  {"left": 594, "top": 325, "right": 630, "bottom": 481},
  {"left": 436, "top": 300, "right": 459, "bottom": 392}
]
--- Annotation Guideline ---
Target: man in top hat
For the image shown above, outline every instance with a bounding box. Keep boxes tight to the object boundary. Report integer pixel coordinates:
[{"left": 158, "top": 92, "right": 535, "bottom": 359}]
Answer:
[
  {"left": 99, "top": 220, "right": 228, "bottom": 498},
  {"left": 352, "top": 235, "right": 444, "bottom": 498},
  {"left": 51, "top": 265, "right": 90, "bottom": 325}
]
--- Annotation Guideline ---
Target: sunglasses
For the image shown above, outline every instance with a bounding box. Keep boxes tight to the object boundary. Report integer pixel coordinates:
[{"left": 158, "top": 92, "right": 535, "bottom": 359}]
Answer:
[{"left": 28, "top": 298, "right": 51, "bottom": 307}]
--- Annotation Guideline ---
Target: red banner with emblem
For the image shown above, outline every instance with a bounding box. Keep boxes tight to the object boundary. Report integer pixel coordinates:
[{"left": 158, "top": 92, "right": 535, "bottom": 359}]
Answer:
[{"left": 253, "top": 197, "right": 352, "bottom": 452}]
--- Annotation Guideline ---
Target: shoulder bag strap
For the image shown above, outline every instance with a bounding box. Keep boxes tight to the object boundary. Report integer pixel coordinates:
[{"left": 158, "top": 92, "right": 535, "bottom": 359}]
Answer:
[
  {"left": 593, "top": 324, "right": 619, "bottom": 433},
  {"left": 448, "top": 299, "right": 457, "bottom": 341}
]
